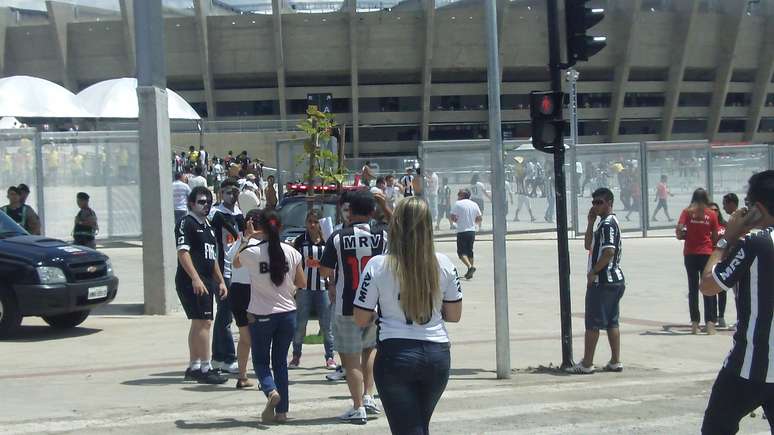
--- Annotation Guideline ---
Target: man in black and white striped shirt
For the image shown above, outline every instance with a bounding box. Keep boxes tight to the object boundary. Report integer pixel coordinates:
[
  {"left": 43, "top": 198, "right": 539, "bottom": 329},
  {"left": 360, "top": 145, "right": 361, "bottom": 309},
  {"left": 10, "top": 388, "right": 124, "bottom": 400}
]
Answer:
[
  {"left": 700, "top": 170, "right": 774, "bottom": 435},
  {"left": 568, "top": 187, "right": 625, "bottom": 374}
]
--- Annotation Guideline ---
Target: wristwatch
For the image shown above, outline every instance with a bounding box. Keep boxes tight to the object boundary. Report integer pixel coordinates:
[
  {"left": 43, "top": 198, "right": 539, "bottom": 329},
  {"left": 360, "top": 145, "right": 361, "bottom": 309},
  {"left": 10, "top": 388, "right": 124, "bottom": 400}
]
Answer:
[{"left": 715, "top": 238, "right": 729, "bottom": 249}]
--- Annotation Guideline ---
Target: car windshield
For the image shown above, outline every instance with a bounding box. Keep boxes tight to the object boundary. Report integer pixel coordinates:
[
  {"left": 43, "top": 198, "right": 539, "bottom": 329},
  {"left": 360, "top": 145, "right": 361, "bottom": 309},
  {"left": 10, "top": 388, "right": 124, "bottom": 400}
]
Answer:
[
  {"left": 277, "top": 200, "right": 338, "bottom": 229},
  {"left": 0, "top": 211, "right": 28, "bottom": 238}
]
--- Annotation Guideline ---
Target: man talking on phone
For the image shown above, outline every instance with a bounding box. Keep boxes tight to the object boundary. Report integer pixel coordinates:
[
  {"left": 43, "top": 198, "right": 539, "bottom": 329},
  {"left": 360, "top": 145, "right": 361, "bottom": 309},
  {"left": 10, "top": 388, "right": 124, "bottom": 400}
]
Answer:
[{"left": 700, "top": 170, "right": 774, "bottom": 434}]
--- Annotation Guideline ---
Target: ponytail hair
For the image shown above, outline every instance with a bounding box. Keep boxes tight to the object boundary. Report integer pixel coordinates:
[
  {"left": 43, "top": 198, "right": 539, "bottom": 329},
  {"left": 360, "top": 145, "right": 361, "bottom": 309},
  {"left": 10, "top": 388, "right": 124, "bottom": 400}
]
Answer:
[{"left": 254, "top": 208, "right": 288, "bottom": 286}]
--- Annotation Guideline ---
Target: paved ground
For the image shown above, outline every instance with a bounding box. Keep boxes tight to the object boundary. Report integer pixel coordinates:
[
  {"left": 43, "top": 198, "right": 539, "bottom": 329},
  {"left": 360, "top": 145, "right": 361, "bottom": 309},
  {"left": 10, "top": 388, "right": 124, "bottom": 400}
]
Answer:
[{"left": 1, "top": 236, "right": 772, "bottom": 434}]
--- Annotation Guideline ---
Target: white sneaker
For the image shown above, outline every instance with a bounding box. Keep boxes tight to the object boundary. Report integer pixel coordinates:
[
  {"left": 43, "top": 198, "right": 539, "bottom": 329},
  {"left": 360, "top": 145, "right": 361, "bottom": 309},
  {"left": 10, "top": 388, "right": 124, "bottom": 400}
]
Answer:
[
  {"left": 337, "top": 406, "right": 367, "bottom": 424},
  {"left": 363, "top": 396, "right": 381, "bottom": 415},
  {"left": 213, "top": 361, "right": 239, "bottom": 374},
  {"left": 326, "top": 366, "right": 346, "bottom": 381},
  {"left": 565, "top": 362, "right": 594, "bottom": 374}
]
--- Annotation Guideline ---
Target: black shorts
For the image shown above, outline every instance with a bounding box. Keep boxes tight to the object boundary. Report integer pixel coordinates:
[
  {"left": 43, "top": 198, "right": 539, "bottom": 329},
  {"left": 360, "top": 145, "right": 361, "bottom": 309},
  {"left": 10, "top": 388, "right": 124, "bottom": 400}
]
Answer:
[
  {"left": 585, "top": 282, "right": 625, "bottom": 330},
  {"left": 456, "top": 231, "right": 476, "bottom": 259},
  {"left": 229, "top": 282, "right": 251, "bottom": 327},
  {"left": 176, "top": 281, "right": 215, "bottom": 320}
]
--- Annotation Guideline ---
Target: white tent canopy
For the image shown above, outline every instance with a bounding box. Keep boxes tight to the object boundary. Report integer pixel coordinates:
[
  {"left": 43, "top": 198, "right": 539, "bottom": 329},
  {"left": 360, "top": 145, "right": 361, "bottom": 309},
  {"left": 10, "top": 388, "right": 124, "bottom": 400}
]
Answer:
[
  {"left": 0, "top": 75, "right": 93, "bottom": 118},
  {"left": 0, "top": 117, "right": 23, "bottom": 128},
  {"left": 77, "top": 78, "right": 201, "bottom": 120}
]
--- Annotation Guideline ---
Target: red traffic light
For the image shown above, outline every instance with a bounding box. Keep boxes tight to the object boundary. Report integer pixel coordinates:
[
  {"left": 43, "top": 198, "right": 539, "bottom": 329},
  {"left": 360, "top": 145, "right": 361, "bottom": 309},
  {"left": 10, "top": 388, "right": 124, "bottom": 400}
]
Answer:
[{"left": 540, "top": 96, "right": 555, "bottom": 115}]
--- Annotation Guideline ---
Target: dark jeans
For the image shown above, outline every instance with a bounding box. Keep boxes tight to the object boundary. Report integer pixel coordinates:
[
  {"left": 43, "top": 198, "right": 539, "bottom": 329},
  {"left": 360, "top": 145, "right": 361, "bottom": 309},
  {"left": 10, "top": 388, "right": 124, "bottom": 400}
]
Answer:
[
  {"left": 212, "top": 289, "right": 236, "bottom": 364},
  {"left": 374, "top": 339, "right": 451, "bottom": 435},
  {"left": 684, "top": 254, "right": 718, "bottom": 324},
  {"left": 702, "top": 368, "right": 774, "bottom": 434},
  {"left": 250, "top": 310, "right": 296, "bottom": 414},
  {"left": 292, "top": 289, "right": 333, "bottom": 359},
  {"left": 718, "top": 291, "right": 727, "bottom": 319}
]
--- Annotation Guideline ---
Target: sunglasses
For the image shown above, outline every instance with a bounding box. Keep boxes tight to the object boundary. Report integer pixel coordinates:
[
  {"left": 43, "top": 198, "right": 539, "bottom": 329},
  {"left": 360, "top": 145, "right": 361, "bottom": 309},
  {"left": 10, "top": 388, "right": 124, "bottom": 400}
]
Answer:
[
  {"left": 591, "top": 199, "right": 604, "bottom": 205},
  {"left": 196, "top": 199, "right": 211, "bottom": 205}
]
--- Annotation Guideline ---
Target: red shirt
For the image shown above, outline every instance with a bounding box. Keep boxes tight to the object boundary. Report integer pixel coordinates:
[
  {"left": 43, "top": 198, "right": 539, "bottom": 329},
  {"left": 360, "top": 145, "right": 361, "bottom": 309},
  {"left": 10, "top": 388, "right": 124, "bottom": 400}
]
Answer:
[{"left": 678, "top": 208, "right": 720, "bottom": 255}]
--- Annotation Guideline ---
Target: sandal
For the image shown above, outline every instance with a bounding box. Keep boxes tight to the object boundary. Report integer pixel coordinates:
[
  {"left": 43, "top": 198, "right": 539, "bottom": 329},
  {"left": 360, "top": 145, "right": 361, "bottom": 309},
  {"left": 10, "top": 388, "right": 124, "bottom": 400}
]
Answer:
[
  {"left": 236, "top": 378, "right": 254, "bottom": 389},
  {"left": 262, "top": 391, "right": 281, "bottom": 424}
]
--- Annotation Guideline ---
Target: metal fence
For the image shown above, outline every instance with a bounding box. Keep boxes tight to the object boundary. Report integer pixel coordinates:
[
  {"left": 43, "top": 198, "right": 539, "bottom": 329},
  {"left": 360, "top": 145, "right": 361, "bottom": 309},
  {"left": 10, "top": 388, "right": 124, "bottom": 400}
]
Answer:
[
  {"left": 420, "top": 139, "right": 774, "bottom": 237},
  {"left": 1, "top": 129, "right": 141, "bottom": 241}
]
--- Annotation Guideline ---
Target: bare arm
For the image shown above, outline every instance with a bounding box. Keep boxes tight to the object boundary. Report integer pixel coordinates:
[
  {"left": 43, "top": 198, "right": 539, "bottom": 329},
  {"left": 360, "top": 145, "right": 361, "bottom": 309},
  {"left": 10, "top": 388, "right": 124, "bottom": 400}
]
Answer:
[
  {"left": 212, "top": 259, "right": 228, "bottom": 299},
  {"left": 441, "top": 301, "right": 462, "bottom": 322},
  {"left": 320, "top": 266, "right": 335, "bottom": 304},
  {"left": 353, "top": 307, "right": 376, "bottom": 328},
  {"left": 293, "top": 261, "right": 307, "bottom": 289}
]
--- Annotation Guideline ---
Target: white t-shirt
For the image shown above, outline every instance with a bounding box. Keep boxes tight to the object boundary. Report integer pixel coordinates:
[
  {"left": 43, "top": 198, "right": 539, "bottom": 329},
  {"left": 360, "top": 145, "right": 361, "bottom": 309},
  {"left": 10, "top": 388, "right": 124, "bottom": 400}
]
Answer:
[
  {"left": 427, "top": 172, "right": 439, "bottom": 196},
  {"left": 228, "top": 237, "right": 259, "bottom": 284},
  {"left": 451, "top": 199, "right": 481, "bottom": 233},
  {"left": 354, "top": 253, "right": 462, "bottom": 343},
  {"left": 471, "top": 181, "right": 486, "bottom": 200},
  {"left": 238, "top": 190, "right": 260, "bottom": 213},
  {"left": 172, "top": 180, "right": 191, "bottom": 211},
  {"left": 238, "top": 241, "right": 302, "bottom": 316},
  {"left": 384, "top": 185, "right": 400, "bottom": 208}
]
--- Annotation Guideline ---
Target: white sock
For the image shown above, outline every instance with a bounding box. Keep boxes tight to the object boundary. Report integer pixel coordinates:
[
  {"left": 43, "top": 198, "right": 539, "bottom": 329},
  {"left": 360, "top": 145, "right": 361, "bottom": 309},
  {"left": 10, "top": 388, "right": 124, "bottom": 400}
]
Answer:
[
  {"left": 201, "top": 360, "right": 212, "bottom": 373},
  {"left": 189, "top": 360, "right": 201, "bottom": 370},
  {"left": 363, "top": 394, "right": 372, "bottom": 402}
]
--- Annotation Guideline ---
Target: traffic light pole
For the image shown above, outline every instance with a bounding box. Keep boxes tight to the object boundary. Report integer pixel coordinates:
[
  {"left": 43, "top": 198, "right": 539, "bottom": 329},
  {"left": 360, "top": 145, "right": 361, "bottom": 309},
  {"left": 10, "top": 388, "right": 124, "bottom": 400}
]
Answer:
[{"left": 547, "top": 0, "right": 575, "bottom": 369}]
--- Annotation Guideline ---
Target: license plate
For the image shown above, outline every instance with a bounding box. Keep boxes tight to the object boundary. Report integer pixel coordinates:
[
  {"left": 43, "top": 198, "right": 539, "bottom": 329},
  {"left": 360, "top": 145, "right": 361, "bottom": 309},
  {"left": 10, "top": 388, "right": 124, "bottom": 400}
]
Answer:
[{"left": 88, "top": 286, "right": 108, "bottom": 300}]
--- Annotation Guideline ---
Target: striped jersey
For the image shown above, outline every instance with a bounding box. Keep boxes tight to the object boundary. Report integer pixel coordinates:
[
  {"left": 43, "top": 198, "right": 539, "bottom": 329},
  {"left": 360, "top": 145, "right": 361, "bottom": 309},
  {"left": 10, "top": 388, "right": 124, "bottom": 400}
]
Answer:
[
  {"left": 320, "top": 222, "right": 388, "bottom": 316},
  {"left": 293, "top": 232, "right": 326, "bottom": 291},
  {"left": 588, "top": 214, "right": 624, "bottom": 284},
  {"left": 712, "top": 227, "right": 774, "bottom": 383}
]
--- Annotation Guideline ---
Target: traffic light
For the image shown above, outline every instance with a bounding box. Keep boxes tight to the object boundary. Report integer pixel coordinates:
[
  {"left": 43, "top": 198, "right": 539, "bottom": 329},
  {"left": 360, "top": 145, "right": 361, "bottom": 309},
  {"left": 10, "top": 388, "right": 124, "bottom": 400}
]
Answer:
[
  {"left": 565, "top": 0, "right": 606, "bottom": 65},
  {"left": 529, "top": 91, "right": 565, "bottom": 154}
]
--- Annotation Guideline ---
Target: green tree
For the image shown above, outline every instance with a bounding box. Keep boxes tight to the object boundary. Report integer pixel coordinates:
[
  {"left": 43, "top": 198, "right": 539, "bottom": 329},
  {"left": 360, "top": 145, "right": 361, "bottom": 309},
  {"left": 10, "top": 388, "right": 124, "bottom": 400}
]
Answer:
[{"left": 296, "top": 105, "right": 347, "bottom": 187}]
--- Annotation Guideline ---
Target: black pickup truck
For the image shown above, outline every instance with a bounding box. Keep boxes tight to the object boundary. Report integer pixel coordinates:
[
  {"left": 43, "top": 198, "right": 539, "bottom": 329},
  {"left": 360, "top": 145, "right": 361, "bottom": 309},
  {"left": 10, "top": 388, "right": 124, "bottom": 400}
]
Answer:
[{"left": 0, "top": 211, "right": 119, "bottom": 337}]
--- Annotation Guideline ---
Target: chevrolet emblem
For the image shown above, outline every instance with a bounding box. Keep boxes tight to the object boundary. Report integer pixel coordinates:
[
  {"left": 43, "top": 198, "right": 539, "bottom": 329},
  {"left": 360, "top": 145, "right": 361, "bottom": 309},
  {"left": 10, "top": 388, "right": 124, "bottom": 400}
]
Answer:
[{"left": 87, "top": 266, "right": 98, "bottom": 273}]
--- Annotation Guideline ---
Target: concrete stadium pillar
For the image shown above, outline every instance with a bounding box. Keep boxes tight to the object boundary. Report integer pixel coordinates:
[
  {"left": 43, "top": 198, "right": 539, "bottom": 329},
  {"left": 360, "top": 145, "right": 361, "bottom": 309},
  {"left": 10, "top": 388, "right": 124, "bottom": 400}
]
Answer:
[{"left": 135, "top": 0, "right": 177, "bottom": 315}]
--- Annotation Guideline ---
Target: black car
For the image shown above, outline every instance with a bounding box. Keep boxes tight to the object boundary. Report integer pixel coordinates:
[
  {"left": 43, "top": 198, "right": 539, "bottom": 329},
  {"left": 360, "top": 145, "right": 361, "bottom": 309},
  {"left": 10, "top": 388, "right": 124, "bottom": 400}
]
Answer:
[
  {"left": 0, "top": 211, "right": 119, "bottom": 337},
  {"left": 277, "top": 193, "right": 339, "bottom": 244}
]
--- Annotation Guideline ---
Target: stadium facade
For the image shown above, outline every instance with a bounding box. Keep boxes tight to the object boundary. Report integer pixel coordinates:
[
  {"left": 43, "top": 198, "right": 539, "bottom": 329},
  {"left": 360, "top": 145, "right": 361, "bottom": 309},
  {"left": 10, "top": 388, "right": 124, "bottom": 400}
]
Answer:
[{"left": 2, "top": 0, "right": 774, "bottom": 156}]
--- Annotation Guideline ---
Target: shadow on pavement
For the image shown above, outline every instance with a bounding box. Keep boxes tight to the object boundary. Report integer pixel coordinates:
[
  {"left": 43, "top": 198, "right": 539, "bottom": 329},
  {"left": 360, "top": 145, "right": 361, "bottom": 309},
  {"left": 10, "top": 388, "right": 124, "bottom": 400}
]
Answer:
[
  {"left": 1, "top": 325, "right": 101, "bottom": 342},
  {"left": 93, "top": 303, "right": 144, "bottom": 315},
  {"left": 174, "top": 418, "right": 266, "bottom": 431},
  {"left": 122, "top": 377, "right": 185, "bottom": 386},
  {"left": 449, "top": 367, "right": 497, "bottom": 379}
]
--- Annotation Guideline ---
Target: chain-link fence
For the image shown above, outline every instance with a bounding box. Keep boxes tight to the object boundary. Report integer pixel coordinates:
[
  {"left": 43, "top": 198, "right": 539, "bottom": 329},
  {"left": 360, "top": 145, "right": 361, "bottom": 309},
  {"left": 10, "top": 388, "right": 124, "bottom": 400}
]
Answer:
[
  {"left": 421, "top": 139, "right": 774, "bottom": 237},
  {"left": 1, "top": 129, "right": 140, "bottom": 242}
]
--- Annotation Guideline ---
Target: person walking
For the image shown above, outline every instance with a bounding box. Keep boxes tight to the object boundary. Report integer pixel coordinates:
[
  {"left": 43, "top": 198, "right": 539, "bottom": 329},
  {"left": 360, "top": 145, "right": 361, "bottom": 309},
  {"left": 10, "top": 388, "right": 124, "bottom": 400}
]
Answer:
[
  {"left": 567, "top": 187, "right": 625, "bottom": 374},
  {"left": 470, "top": 174, "right": 491, "bottom": 214},
  {"left": 436, "top": 177, "right": 452, "bottom": 230},
  {"left": 176, "top": 186, "right": 230, "bottom": 385},
  {"left": 699, "top": 170, "right": 774, "bottom": 434},
  {"left": 320, "top": 190, "right": 387, "bottom": 425},
  {"left": 676, "top": 188, "right": 720, "bottom": 335},
  {"left": 223, "top": 211, "right": 257, "bottom": 389},
  {"left": 209, "top": 180, "right": 245, "bottom": 374},
  {"left": 652, "top": 174, "right": 674, "bottom": 222},
  {"left": 289, "top": 210, "right": 336, "bottom": 370},
  {"left": 709, "top": 202, "right": 729, "bottom": 329},
  {"left": 400, "top": 168, "right": 415, "bottom": 198},
  {"left": 72, "top": 192, "right": 98, "bottom": 249},
  {"left": 353, "top": 197, "right": 463, "bottom": 435},
  {"left": 233, "top": 209, "right": 305, "bottom": 424},
  {"left": 173, "top": 172, "right": 192, "bottom": 224},
  {"left": 265, "top": 175, "right": 278, "bottom": 209},
  {"left": 450, "top": 188, "right": 482, "bottom": 280}
]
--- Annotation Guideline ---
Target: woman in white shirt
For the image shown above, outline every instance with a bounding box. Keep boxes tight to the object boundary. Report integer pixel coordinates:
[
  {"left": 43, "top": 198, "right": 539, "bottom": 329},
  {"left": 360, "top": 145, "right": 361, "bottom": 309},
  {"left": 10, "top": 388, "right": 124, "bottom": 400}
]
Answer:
[
  {"left": 353, "top": 197, "right": 463, "bottom": 435},
  {"left": 233, "top": 209, "right": 306, "bottom": 424}
]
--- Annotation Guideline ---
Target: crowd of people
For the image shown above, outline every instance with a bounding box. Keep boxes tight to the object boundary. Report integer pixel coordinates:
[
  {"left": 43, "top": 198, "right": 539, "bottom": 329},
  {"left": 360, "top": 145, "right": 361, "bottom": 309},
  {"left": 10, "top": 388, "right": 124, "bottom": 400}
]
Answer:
[{"left": 173, "top": 163, "right": 463, "bottom": 432}]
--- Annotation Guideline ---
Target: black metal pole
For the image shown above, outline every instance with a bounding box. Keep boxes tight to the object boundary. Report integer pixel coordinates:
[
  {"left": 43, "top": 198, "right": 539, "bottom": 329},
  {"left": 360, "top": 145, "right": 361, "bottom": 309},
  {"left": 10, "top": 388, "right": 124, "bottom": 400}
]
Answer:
[{"left": 547, "top": 0, "right": 574, "bottom": 369}]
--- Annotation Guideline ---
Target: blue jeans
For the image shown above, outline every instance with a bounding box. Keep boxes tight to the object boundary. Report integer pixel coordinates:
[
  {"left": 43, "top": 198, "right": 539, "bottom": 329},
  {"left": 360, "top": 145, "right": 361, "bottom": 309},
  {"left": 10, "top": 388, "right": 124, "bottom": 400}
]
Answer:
[
  {"left": 374, "top": 339, "right": 451, "bottom": 435},
  {"left": 292, "top": 289, "right": 333, "bottom": 359},
  {"left": 250, "top": 310, "right": 296, "bottom": 414},
  {"left": 212, "top": 290, "right": 236, "bottom": 364}
]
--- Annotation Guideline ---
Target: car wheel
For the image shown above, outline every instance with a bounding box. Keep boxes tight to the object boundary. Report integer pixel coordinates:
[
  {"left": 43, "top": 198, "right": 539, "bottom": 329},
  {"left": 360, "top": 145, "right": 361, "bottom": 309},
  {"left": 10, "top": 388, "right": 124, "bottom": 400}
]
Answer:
[
  {"left": 42, "top": 310, "right": 91, "bottom": 329},
  {"left": 0, "top": 287, "right": 22, "bottom": 338}
]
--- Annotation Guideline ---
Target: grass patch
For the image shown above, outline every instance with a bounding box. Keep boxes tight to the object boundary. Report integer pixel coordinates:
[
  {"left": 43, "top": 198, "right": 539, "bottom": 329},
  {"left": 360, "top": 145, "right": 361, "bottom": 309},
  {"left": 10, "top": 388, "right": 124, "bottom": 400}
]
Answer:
[{"left": 303, "top": 334, "right": 325, "bottom": 345}]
